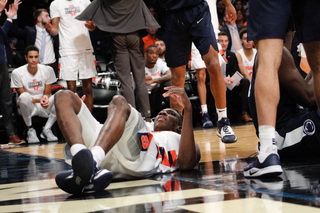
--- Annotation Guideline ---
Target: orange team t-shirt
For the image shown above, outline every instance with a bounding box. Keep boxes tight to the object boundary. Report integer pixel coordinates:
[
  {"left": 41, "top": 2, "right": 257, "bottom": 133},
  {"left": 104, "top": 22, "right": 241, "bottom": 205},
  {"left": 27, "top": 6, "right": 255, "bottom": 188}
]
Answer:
[{"left": 143, "top": 34, "right": 159, "bottom": 52}]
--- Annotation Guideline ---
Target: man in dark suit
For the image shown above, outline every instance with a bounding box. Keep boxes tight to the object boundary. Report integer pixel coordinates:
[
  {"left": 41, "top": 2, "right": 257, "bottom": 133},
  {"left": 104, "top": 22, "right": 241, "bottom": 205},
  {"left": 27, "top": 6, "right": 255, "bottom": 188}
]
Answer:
[
  {"left": 14, "top": 9, "right": 59, "bottom": 77},
  {"left": 218, "top": 31, "right": 251, "bottom": 122},
  {"left": 219, "top": 12, "right": 245, "bottom": 53},
  {"left": 0, "top": 0, "right": 25, "bottom": 144}
]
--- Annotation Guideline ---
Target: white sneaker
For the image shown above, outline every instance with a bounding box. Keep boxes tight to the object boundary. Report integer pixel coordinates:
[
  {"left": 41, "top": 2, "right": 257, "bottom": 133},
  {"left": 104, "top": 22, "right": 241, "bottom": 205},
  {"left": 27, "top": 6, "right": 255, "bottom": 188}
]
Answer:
[
  {"left": 40, "top": 128, "right": 58, "bottom": 142},
  {"left": 27, "top": 128, "right": 40, "bottom": 143},
  {"left": 216, "top": 117, "right": 237, "bottom": 143}
]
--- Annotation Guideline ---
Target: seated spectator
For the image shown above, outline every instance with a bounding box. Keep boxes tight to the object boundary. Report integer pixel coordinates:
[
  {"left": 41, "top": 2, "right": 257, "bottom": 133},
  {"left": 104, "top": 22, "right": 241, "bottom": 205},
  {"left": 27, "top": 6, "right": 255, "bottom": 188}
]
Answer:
[
  {"left": 220, "top": 12, "right": 245, "bottom": 53},
  {"left": 233, "top": 0, "right": 244, "bottom": 11},
  {"left": 142, "top": 28, "right": 159, "bottom": 52},
  {"left": 145, "top": 45, "right": 171, "bottom": 117},
  {"left": 155, "top": 39, "right": 166, "bottom": 62},
  {"left": 12, "top": 9, "right": 59, "bottom": 77},
  {"left": 236, "top": 28, "right": 257, "bottom": 82},
  {"left": 218, "top": 32, "right": 251, "bottom": 122},
  {"left": 235, "top": 9, "right": 246, "bottom": 26},
  {"left": 11, "top": 45, "right": 58, "bottom": 143}
]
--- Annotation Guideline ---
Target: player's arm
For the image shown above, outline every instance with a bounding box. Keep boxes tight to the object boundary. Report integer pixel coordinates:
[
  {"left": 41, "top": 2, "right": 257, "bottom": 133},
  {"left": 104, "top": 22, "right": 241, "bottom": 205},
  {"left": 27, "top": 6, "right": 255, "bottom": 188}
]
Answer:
[
  {"left": 278, "top": 47, "right": 315, "bottom": 107},
  {"left": 46, "top": 17, "right": 59, "bottom": 36},
  {"left": 153, "top": 70, "right": 171, "bottom": 84},
  {"left": 236, "top": 52, "right": 251, "bottom": 81},
  {"left": 163, "top": 86, "right": 201, "bottom": 171},
  {"left": 222, "top": 0, "right": 236, "bottom": 24}
]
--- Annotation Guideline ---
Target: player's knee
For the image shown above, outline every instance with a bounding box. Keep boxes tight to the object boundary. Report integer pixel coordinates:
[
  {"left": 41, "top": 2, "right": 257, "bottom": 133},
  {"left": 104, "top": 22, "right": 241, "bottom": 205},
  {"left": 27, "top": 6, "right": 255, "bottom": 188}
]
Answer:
[
  {"left": 110, "top": 95, "right": 127, "bottom": 106},
  {"left": 54, "top": 90, "right": 74, "bottom": 107}
]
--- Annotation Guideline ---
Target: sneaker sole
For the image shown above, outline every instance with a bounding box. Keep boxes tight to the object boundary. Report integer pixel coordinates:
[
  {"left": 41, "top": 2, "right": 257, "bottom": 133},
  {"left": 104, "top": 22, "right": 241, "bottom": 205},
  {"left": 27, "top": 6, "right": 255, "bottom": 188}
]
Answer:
[
  {"left": 216, "top": 131, "right": 237, "bottom": 143},
  {"left": 244, "top": 165, "right": 283, "bottom": 178},
  {"left": 71, "top": 149, "right": 95, "bottom": 192},
  {"left": 40, "top": 133, "right": 58, "bottom": 142},
  {"left": 8, "top": 141, "right": 26, "bottom": 145}
]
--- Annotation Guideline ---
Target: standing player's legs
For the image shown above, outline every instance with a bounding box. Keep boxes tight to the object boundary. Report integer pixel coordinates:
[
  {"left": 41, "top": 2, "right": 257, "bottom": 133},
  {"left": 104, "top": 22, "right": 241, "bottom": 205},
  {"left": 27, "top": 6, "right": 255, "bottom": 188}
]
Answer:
[
  {"left": 79, "top": 52, "right": 97, "bottom": 112},
  {"left": 127, "top": 32, "right": 151, "bottom": 118},
  {"left": 81, "top": 78, "right": 93, "bottom": 112},
  {"left": 201, "top": 45, "right": 236, "bottom": 143},
  {"left": 191, "top": 1, "right": 236, "bottom": 142},
  {"left": 244, "top": 0, "right": 291, "bottom": 178},
  {"left": 170, "top": 65, "right": 187, "bottom": 114},
  {"left": 191, "top": 43, "right": 213, "bottom": 128},
  {"left": 113, "top": 34, "right": 136, "bottom": 108}
]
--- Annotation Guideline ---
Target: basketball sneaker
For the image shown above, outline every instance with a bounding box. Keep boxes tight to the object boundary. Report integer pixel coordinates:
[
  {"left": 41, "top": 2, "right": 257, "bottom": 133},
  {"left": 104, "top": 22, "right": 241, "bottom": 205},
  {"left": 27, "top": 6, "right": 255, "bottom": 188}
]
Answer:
[
  {"left": 202, "top": 112, "right": 214, "bottom": 128},
  {"left": 40, "top": 128, "right": 58, "bottom": 142},
  {"left": 27, "top": 128, "right": 40, "bottom": 144},
  {"left": 55, "top": 149, "right": 113, "bottom": 194},
  {"left": 243, "top": 145, "right": 283, "bottom": 178},
  {"left": 84, "top": 167, "right": 113, "bottom": 192},
  {"left": 216, "top": 117, "right": 237, "bottom": 143},
  {"left": 56, "top": 149, "right": 95, "bottom": 194}
]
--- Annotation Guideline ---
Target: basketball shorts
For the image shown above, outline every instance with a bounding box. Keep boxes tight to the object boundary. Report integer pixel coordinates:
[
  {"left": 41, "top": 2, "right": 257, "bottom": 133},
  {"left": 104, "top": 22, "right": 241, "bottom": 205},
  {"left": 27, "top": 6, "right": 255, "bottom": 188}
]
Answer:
[
  {"left": 165, "top": 1, "right": 218, "bottom": 68},
  {"left": 276, "top": 110, "right": 320, "bottom": 159},
  {"left": 59, "top": 52, "right": 97, "bottom": 81},
  {"left": 248, "top": 0, "right": 320, "bottom": 43}
]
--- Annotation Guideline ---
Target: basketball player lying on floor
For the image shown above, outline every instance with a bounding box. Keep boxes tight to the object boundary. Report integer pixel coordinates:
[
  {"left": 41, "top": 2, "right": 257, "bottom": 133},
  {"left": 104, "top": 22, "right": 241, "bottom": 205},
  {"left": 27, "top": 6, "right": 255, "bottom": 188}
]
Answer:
[
  {"left": 245, "top": 46, "right": 318, "bottom": 178},
  {"left": 54, "top": 86, "right": 201, "bottom": 195}
]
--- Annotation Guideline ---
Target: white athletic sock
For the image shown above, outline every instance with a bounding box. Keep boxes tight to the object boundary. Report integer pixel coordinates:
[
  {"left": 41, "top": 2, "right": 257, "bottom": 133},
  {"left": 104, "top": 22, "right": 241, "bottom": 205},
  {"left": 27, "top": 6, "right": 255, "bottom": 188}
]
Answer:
[
  {"left": 91, "top": 146, "right": 106, "bottom": 167},
  {"left": 259, "top": 125, "right": 276, "bottom": 153},
  {"left": 201, "top": 105, "right": 208, "bottom": 113},
  {"left": 70, "top": 143, "right": 87, "bottom": 156},
  {"left": 216, "top": 108, "right": 227, "bottom": 120}
]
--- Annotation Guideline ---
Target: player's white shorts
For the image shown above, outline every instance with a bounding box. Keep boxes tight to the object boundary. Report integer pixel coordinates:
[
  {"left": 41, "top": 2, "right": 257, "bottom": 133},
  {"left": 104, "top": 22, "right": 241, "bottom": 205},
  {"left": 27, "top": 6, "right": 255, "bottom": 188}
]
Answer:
[
  {"left": 64, "top": 101, "right": 156, "bottom": 178},
  {"left": 59, "top": 52, "right": 96, "bottom": 81},
  {"left": 191, "top": 43, "right": 206, "bottom": 70}
]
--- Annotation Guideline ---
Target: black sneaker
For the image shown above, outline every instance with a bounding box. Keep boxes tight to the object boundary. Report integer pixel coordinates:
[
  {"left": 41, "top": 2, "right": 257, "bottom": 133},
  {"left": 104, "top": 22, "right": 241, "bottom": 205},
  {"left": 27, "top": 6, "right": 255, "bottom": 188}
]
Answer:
[
  {"left": 202, "top": 112, "right": 214, "bottom": 128},
  {"left": 243, "top": 145, "right": 283, "bottom": 178},
  {"left": 55, "top": 149, "right": 95, "bottom": 194},
  {"left": 84, "top": 168, "right": 113, "bottom": 192},
  {"left": 56, "top": 167, "right": 113, "bottom": 193},
  {"left": 216, "top": 117, "right": 237, "bottom": 143}
]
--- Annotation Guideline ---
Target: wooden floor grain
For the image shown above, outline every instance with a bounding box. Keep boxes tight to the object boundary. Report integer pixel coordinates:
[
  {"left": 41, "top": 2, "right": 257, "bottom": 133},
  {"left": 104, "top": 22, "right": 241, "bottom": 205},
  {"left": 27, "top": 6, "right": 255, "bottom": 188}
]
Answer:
[{"left": 9, "top": 124, "right": 258, "bottom": 162}]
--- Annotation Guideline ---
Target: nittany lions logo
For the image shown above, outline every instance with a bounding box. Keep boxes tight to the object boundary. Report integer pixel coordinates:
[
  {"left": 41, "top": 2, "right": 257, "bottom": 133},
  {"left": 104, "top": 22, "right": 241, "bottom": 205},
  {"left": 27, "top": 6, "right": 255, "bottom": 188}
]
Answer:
[{"left": 303, "top": 119, "right": 315, "bottom": 136}]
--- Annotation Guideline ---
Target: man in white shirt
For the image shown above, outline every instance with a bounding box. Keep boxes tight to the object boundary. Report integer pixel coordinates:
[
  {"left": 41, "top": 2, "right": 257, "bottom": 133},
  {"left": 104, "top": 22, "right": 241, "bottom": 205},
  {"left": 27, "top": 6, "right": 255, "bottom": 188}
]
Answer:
[
  {"left": 23, "top": 9, "right": 59, "bottom": 77},
  {"left": 236, "top": 28, "right": 257, "bottom": 81},
  {"left": 11, "top": 45, "right": 58, "bottom": 143},
  {"left": 145, "top": 45, "right": 171, "bottom": 117},
  {"left": 47, "top": 0, "right": 96, "bottom": 112}
]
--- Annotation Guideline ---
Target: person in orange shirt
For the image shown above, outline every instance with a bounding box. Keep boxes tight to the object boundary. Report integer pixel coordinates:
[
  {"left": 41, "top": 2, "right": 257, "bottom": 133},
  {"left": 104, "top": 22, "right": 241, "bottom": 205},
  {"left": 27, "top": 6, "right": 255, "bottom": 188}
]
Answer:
[{"left": 143, "top": 28, "right": 159, "bottom": 52}]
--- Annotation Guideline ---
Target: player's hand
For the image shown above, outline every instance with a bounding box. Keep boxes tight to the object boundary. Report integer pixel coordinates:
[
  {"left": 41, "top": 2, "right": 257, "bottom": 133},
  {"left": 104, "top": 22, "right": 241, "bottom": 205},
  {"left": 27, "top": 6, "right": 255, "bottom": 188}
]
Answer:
[
  {"left": 75, "top": 93, "right": 86, "bottom": 102},
  {"left": 12, "top": 0, "right": 21, "bottom": 12},
  {"left": 45, "top": 22, "right": 53, "bottom": 31},
  {"left": 163, "top": 86, "right": 191, "bottom": 109},
  {"left": 40, "top": 95, "right": 49, "bottom": 108},
  {"left": 224, "top": 1, "right": 236, "bottom": 24},
  {"left": 0, "top": 0, "right": 8, "bottom": 13},
  {"left": 84, "top": 21, "right": 95, "bottom": 31},
  {"left": 224, "top": 76, "right": 233, "bottom": 85}
]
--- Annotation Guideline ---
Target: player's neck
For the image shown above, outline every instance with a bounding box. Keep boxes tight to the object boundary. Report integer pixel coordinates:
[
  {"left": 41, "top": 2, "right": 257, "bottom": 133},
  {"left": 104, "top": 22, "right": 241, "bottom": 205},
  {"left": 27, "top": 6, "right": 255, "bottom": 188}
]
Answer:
[{"left": 27, "top": 66, "right": 38, "bottom": 75}]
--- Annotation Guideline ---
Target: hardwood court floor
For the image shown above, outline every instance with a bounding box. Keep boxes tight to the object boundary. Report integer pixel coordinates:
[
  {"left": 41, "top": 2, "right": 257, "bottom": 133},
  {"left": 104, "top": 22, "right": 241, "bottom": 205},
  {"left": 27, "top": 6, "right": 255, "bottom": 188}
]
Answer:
[{"left": 1, "top": 123, "right": 320, "bottom": 212}]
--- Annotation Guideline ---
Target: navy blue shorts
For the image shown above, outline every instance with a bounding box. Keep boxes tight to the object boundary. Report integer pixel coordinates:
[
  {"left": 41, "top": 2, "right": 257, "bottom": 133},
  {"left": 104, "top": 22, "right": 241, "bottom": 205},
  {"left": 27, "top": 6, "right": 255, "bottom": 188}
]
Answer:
[
  {"left": 277, "top": 110, "right": 320, "bottom": 159},
  {"left": 164, "top": 1, "right": 218, "bottom": 68},
  {"left": 248, "top": 0, "right": 320, "bottom": 43}
]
